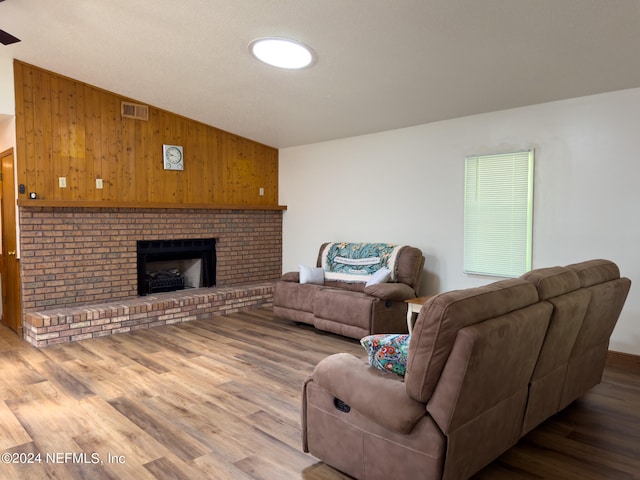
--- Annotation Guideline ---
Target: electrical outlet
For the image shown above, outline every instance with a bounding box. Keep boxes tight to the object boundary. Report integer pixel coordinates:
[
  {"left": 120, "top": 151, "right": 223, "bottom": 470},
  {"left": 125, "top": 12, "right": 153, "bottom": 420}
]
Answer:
[
  {"left": 96, "top": 178, "right": 103, "bottom": 189},
  {"left": 58, "top": 177, "right": 67, "bottom": 188},
  {"left": 259, "top": 187, "right": 265, "bottom": 196}
]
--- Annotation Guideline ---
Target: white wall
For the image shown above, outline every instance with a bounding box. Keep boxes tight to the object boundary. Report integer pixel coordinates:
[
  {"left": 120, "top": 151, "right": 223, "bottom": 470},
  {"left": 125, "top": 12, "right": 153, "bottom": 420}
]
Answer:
[
  {"left": 280, "top": 88, "right": 640, "bottom": 355},
  {"left": 0, "top": 57, "right": 15, "bottom": 116},
  {"left": 1, "top": 56, "right": 16, "bottom": 151},
  {"left": 0, "top": 116, "right": 15, "bottom": 149}
]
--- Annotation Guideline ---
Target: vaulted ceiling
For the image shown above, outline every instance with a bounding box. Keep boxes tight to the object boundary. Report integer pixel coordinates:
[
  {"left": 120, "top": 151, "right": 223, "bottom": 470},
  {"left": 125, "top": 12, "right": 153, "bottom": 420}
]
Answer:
[{"left": 2, "top": 0, "right": 640, "bottom": 148}]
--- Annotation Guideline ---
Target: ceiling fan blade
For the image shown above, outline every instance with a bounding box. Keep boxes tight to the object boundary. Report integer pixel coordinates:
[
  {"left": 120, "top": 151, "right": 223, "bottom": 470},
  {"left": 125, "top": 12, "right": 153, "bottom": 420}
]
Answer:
[{"left": 0, "top": 29, "right": 21, "bottom": 45}]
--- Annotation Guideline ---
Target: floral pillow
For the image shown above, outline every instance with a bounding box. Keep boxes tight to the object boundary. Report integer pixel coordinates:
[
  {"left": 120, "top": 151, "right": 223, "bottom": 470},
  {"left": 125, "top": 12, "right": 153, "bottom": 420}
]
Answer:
[{"left": 360, "top": 334, "right": 410, "bottom": 377}]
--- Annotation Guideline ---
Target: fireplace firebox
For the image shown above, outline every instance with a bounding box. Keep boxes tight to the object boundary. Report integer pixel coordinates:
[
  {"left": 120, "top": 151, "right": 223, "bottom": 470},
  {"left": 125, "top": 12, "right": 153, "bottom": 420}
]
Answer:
[{"left": 137, "top": 238, "right": 216, "bottom": 296}]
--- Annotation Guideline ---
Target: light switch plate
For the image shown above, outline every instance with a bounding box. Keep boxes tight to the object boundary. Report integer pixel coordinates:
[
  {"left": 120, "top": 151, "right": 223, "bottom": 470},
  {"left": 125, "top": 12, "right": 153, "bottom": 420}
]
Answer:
[{"left": 58, "top": 177, "right": 67, "bottom": 188}]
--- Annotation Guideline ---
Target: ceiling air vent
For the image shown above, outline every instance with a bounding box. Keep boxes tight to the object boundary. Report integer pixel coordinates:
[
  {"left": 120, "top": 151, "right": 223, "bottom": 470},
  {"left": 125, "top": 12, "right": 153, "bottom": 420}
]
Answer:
[{"left": 121, "top": 101, "right": 149, "bottom": 121}]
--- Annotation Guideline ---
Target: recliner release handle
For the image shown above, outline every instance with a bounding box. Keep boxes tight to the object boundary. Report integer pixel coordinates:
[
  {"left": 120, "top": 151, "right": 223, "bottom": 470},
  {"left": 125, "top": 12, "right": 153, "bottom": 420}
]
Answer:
[{"left": 333, "top": 397, "right": 351, "bottom": 413}]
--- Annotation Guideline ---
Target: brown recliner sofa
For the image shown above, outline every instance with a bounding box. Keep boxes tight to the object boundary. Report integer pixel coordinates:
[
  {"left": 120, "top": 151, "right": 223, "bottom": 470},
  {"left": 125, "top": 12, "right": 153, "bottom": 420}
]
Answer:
[
  {"left": 273, "top": 243, "right": 424, "bottom": 339},
  {"left": 301, "top": 259, "right": 631, "bottom": 479}
]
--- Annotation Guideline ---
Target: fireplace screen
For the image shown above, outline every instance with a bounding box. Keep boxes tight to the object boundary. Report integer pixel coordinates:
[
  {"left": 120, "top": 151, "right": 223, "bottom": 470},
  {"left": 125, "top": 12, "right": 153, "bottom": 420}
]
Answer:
[{"left": 137, "top": 238, "right": 216, "bottom": 296}]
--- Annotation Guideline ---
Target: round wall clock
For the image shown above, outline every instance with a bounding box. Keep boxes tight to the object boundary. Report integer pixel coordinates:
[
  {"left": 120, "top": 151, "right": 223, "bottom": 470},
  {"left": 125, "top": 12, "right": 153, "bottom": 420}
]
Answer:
[{"left": 163, "top": 144, "right": 184, "bottom": 170}]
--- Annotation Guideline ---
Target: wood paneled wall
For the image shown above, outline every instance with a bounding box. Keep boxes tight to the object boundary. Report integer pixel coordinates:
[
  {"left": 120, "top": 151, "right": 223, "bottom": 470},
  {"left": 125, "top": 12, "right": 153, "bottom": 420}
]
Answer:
[{"left": 14, "top": 61, "right": 279, "bottom": 207}]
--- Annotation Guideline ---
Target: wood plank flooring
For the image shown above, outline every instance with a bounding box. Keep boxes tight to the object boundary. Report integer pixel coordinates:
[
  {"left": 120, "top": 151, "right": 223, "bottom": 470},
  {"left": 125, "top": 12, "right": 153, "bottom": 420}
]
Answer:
[{"left": 0, "top": 308, "right": 639, "bottom": 479}]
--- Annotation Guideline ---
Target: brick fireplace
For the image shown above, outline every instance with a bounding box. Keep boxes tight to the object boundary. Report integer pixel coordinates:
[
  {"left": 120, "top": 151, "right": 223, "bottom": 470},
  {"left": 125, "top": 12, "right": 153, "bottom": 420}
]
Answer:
[
  {"left": 137, "top": 238, "right": 217, "bottom": 295},
  {"left": 18, "top": 207, "right": 282, "bottom": 346}
]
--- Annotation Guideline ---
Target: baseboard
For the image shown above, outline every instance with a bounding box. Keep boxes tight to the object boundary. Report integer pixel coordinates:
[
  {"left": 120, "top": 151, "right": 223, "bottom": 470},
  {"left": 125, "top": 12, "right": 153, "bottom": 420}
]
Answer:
[{"left": 606, "top": 350, "right": 640, "bottom": 371}]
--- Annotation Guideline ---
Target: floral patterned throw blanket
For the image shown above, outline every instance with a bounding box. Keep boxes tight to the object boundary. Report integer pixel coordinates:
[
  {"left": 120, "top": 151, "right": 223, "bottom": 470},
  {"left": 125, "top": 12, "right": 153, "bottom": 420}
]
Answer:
[{"left": 320, "top": 242, "right": 404, "bottom": 282}]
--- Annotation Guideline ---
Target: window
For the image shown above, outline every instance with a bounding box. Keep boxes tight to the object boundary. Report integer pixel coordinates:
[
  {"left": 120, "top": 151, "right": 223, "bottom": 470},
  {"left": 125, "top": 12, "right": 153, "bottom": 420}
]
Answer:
[{"left": 463, "top": 150, "right": 534, "bottom": 277}]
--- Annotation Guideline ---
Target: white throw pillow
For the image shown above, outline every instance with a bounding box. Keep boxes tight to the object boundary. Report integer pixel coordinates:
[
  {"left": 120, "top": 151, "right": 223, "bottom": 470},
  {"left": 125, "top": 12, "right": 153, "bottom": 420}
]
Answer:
[
  {"left": 366, "top": 267, "right": 391, "bottom": 287},
  {"left": 299, "top": 265, "right": 324, "bottom": 285}
]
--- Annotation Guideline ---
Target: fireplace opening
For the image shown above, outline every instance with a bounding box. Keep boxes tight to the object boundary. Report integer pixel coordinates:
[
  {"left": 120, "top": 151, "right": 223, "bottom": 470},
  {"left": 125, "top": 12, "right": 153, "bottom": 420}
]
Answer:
[{"left": 137, "top": 238, "right": 216, "bottom": 296}]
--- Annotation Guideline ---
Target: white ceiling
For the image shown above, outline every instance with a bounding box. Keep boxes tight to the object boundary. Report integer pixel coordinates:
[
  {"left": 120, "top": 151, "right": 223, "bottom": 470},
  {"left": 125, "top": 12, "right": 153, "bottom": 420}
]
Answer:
[{"left": 2, "top": 0, "right": 640, "bottom": 149}]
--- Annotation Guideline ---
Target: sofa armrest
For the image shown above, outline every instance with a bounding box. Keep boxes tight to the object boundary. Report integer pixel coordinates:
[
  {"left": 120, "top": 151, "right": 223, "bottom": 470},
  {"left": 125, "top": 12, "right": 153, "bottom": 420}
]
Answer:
[
  {"left": 310, "top": 352, "right": 426, "bottom": 434},
  {"left": 364, "top": 282, "right": 416, "bottom": 301},
  {"left": 279, "top": 271, "right": 300, "bottom": 282}
]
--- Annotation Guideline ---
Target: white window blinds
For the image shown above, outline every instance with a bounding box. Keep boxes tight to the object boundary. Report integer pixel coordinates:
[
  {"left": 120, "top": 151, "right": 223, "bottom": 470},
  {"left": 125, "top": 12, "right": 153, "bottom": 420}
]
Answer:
[{"left": 463, "top": 150, "right": 534, "bottom": 277}]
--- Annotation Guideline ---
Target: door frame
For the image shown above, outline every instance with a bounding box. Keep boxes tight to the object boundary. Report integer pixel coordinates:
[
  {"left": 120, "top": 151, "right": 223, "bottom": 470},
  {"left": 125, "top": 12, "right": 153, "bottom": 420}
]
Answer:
[{"left": 0, "top": 147, "right": 21, "bottom": 335}]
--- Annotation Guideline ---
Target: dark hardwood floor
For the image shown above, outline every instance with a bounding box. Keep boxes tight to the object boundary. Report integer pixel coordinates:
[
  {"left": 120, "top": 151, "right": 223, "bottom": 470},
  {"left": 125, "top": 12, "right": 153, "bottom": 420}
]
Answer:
[{"left": 0, "top": 308, "right": 638, "bottom": 479}]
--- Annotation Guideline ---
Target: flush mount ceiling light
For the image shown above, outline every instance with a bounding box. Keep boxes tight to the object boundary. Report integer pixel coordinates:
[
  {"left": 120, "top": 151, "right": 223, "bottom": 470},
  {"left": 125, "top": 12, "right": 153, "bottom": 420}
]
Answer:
[{"left": 249, "top": 37, "right": 315, "bottom": 69}]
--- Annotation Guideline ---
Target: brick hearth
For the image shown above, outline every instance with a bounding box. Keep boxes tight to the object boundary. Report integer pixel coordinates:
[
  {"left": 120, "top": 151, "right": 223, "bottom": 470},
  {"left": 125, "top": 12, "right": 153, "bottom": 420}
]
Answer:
[
  {"left": 23, "top": 282, "right": 273, "bottom": 347},
  {"left": 18, "top": 206, "right": 283, "bottom": 346}
]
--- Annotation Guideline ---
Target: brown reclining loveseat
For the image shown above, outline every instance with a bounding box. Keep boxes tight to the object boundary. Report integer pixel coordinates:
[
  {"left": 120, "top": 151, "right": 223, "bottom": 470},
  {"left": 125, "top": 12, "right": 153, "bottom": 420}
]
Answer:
[{"left": 274, "top": 242, "right": 424, "bottom": 339}]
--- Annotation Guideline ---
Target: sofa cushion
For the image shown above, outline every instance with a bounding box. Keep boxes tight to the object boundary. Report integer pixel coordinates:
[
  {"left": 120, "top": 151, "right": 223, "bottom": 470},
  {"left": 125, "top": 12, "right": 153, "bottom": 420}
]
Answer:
[
  {"left": 394, "top": 246, "right": 425, "bottom": 288},
  {"left": 566, "top": 259, "right": 620, "bottom": 287},
  {"left": 521, "top": 266, "right": 580, "bottom": 300},
  {"left": 360, "top": 334, "right": 410, "bottom": 376},
  {"left": 313, "top": 289, "right": 378, "bottom": 330},
  {"left": 521, "top": 286, "right": 590, "bottom": 434},
  {"left": 322, "top": 279, "right": 366, "bottom": 293},
  {"left": 273, "top": 280, "right": 322, "bottom": 313},
  {"left": 405, "top": 278, "right": 540, "bottom": 403},
  {"left": 311, "top": 353, "right": 426, "bottom": 434}
]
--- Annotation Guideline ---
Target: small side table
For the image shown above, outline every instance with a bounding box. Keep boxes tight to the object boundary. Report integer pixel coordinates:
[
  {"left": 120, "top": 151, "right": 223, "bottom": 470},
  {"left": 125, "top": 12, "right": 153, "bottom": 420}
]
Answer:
[{"left": 405, "top": 295, "right": 436, "bottom": 334}]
